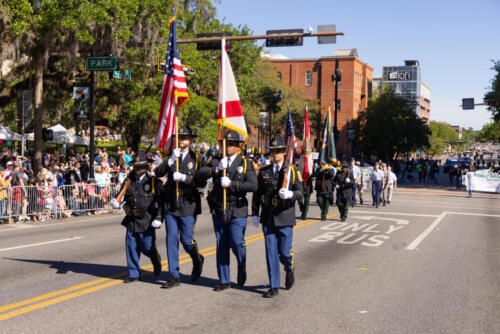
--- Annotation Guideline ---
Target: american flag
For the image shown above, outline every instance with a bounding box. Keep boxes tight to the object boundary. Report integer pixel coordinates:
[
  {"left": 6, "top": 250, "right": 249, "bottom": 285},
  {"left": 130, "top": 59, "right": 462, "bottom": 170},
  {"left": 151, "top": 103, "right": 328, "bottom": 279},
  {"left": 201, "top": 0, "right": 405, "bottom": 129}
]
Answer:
[
  {"left": 284, "top": 109, "right": 297, "bottom": 161},
  {"left": 156, "top": 18, "right": 189, "bottom": 152}
]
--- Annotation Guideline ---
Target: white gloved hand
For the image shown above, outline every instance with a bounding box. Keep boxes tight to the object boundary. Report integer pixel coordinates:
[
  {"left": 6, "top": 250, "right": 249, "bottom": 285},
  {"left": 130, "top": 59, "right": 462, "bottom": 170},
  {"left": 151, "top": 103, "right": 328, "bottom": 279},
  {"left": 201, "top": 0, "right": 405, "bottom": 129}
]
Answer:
[
  {"left": 328, "top": 165, "right": 335, "bottom": 170},
  {"left": 345, "top": 177, "right": 350, "bottom": 183},
  {"left": 110, "top": 198, "right": 120, "bottom": 209},
  {"left": 221, "top": 176, "right": 231, "bottom": 188},
  {"left": 217, "top": 157, "right": 229, "bottom": 171},
  {"left": 168, "top": 148, "right": 182, "bottom": 166},
  {"left": 173, "top": 172, "right": 187, "bottom": 182},
  {"left": 252, "top": 216, "right": 259, "bottom": 227},
  {"left": 151, "top": 219, "right": 162, "bottom": 229},
  {"left": 335, "top": 184, "right": 340, "bottom": 189},
  {"left": 279, "top": 188, "right": 293, "bottom": 200}
]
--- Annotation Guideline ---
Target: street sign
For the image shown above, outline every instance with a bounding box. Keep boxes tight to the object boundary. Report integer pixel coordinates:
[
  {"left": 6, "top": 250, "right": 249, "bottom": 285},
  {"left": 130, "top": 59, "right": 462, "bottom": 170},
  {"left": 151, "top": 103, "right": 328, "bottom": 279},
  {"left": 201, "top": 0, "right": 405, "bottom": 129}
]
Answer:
[
  {"left": 317, "top": 25, "right": 336, "bottom": 44},
  {"left": 112, "top": 70, "right": 122, "bottom": 79},
  {"left": 157, "top": 60, "right": 195, "bottom": 76},
  {"left": 462, "top": 98, "right": 475, "bottom": 110},
  {"left": 124, "top": 70, "right": 132, "bottom": 80},
  {"left": 86, "top": 57, "right": 117, "bottom": 71}
]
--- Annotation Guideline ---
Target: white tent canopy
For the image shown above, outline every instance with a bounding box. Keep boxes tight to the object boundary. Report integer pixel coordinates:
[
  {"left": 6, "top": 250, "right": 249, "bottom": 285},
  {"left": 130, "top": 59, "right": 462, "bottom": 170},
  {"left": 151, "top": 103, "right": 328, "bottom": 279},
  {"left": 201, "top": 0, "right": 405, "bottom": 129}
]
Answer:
[
  {"left": 0, "top": 125, "right": 22, "bottom": 141},
  {"left": 26, "top": 124, "right": 89, "bottom": 145}
]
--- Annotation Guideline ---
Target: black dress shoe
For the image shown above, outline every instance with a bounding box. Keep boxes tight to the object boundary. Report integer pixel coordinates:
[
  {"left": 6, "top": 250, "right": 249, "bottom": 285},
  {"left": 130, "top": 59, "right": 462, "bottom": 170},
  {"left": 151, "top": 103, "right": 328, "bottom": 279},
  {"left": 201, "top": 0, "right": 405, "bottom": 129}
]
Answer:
[
  {"left": 237, "top": 266, "right": 247, "bottom": 286},
  {"left": 191, "top": 255, "right": 205, "bottom": 281},
  {"left": 300, "top": 215, "right": 306, "bottom": 220},
  {"left": 124, "top": 277, "right": 139, "bottom": 283},
  {"left": 321, "top": 216, "right": 326, "bottom": 221},
  {"left": 263, "top": 288, "right": 279, "bottom": 298},
  {"left": 213, "top": 283, "right": 231, "bottom": 292},
  {"left": 285, "top": 271, "right": 294, "bottom": 290},
  {"left": 161, "top": 276, "right": 180, "bottom": 289},
  {"left": 153, "top": 258, "right": 162, "bottom": 276}
]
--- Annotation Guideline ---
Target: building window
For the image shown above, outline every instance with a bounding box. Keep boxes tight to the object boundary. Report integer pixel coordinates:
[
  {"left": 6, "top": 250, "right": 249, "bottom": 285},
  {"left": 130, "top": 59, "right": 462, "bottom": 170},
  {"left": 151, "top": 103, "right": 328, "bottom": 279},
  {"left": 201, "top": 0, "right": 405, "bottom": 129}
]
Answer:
[
  {"left": 277, "top": 72, "right": 282, "bottom": 80},
  {"left": 305, "top": 71, "right": 312, "bottom": 86}
]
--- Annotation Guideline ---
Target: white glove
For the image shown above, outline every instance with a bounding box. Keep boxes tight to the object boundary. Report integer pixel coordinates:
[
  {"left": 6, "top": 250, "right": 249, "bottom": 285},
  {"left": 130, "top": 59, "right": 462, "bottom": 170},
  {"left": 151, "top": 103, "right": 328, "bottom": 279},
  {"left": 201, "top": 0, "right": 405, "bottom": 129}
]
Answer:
[
  {"left": 110, "top": 198, "right": 120, "bottom": 209},
  {"left": 151, "top": 219, "right": 162, "bottom": 229},
  {"left": 345, "top": 177, "right": 350, "bottom": 183},
  {"left": 221, "top": 176, "right": 231, "bottom": 188},
  {"left": 335, "top": 184, "right": 340, "bottom": 189},
  {"left": 217, "top": 157, "right": 229, "bottom": 171},
  {"left": 173, "top": 172, "right": 187, "bottom": 182},
  {"left": 328, "top": 165, "right": 335, "bottom": 170},
  {"left": 252, "top": 216, "right": 259, "bottom": 227},
  {"left": 279, "top": 188, "right": 293, "bottom": 200},
  {"left": 168, "top": 148, "right": 181, "bottom": 166}
]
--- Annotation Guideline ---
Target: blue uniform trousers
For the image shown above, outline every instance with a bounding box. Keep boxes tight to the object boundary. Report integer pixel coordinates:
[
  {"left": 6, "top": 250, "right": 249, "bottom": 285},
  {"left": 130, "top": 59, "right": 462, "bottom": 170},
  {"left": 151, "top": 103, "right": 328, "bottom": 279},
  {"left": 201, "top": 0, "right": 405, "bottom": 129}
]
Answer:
[
  {"left": 164, "top": 213, "right": 202, "bottom": 278},
  {"left": 351, "top": 183, "right": 357, "bottom": 206},
  {"left": 212, "top": 215, "right": 247, "bottom": 284},
  {"left": 372, "top": 181, "right": 382, "bottom": 207},
  {"left": 125, "top": 229, "right": 161, "bottom": 279},
  {"left": 262, "top": 224, "right": 294, "bottom": 289}
]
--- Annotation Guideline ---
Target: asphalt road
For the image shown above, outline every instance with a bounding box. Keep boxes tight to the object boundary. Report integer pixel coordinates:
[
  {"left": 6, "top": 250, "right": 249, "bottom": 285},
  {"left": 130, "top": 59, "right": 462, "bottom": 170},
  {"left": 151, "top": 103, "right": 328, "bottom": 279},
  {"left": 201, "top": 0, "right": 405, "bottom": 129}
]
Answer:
[{"left": 0, "top": 188, "right": 499, "bottom": 333}]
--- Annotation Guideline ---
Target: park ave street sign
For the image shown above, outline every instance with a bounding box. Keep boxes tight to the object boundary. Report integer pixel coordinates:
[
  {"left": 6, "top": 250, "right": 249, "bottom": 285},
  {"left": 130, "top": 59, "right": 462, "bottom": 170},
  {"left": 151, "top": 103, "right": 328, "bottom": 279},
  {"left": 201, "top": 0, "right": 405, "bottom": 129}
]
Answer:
[{"left": 86, "top": 57, "right": 117, "bottom": 71}]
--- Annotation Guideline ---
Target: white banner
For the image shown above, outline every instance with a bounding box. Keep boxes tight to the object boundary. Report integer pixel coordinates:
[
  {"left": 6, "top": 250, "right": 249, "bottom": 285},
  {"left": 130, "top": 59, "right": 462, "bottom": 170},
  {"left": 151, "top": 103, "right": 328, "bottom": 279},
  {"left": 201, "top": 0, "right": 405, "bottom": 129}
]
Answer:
[{"left": 464, "top": 170, "right": 500, "bottom": 193}]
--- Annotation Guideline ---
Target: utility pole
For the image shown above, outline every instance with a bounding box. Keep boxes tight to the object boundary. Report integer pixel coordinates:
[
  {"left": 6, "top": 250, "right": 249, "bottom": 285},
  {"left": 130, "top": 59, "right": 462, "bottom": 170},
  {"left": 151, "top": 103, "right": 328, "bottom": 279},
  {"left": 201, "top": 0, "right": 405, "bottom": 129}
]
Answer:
[
  {"left": 333, "top": 59, "right": 341, "bottom": 142},
  {"left": 89, "top": 69, "right": 95, "bottom": 180}
]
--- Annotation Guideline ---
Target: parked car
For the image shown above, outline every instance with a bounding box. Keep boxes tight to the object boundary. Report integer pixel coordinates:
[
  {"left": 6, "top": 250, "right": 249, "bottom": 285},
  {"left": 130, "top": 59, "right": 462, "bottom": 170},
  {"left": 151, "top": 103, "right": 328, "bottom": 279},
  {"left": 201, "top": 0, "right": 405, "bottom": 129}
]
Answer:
[{"left": 444, "top": 158, "right": 459, "bottom": 173}]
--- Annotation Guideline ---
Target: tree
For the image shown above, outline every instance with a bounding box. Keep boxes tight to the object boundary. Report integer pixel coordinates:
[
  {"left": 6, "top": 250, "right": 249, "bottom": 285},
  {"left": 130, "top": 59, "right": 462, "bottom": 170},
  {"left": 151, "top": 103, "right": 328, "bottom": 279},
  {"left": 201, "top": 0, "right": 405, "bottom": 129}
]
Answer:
[
  {"left": 426, "top": 121, "right": 459, "bottom": 156},
  {"left": 476, "top": 121, "right": 500, "bottom": 142},
  {"left": 354, "top": 88, "right": 430, "bottom": 162},
  {"left": 484, "top": 60, "right": 500, "bottom": 121}
]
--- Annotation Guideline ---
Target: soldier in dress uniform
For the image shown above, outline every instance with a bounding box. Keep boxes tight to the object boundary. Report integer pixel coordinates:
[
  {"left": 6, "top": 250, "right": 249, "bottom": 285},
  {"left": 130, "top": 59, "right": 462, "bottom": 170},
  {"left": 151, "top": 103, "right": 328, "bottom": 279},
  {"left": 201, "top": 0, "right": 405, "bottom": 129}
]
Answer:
[
  {"left": 315, "top": 162, "right": 336, "bottom": 221},
  {"left": 197, "top": 129, "right": 257, "bottom": 292},
  {"left": 252, "top": 136, "right": 304, "bottom": 298},
  {"left": 155, "top": 126, "right": 205, "bottom": 289},
  {"left": 333, "top": 161, "right": 354, "bottom": 221},
  {"left": 113, "top": 152, "right": 163, "bottom": 283}
]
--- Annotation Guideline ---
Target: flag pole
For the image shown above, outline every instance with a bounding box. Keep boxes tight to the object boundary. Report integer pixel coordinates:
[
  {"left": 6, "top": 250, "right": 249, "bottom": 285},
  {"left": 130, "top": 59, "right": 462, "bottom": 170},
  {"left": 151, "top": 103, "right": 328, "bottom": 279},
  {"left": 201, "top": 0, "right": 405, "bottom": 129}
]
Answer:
[
  {"left": 175, "top": 101, "right": 180, "bottom": 203},
  {"left": 221, "top": 38, "right": 227, "bottom": 215}
]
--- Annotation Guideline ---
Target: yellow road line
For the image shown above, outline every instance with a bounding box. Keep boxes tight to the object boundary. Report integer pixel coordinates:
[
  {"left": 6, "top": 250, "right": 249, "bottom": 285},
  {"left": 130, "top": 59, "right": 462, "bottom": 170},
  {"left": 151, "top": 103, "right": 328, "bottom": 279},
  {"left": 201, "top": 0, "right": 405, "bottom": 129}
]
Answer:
[{"left": 0, "top": 212, "right": 337, "bottom": 322}]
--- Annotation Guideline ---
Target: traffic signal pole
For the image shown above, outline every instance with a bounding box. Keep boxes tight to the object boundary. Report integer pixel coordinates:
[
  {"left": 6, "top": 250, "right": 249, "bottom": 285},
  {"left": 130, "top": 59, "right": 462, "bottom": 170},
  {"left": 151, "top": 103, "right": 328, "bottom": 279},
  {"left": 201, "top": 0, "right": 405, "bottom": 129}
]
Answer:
[{"left": 334, "top": 59, "right": 339, "bottom": 141}]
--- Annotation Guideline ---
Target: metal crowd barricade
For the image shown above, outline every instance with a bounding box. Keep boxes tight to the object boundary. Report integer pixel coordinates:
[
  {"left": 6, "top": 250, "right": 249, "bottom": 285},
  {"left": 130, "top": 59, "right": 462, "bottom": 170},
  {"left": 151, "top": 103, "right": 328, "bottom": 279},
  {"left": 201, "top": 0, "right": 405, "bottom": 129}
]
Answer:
[{"left": 0, "top": 183, "right": 121, "bottom": 224}]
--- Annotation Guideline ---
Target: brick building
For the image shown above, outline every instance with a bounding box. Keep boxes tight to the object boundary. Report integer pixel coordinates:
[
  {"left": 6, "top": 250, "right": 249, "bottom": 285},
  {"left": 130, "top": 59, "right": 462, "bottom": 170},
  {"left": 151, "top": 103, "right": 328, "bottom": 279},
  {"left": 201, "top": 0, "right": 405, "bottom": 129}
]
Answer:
[{"left": 262, "top": 49, "right": 373, "bottom": 158}]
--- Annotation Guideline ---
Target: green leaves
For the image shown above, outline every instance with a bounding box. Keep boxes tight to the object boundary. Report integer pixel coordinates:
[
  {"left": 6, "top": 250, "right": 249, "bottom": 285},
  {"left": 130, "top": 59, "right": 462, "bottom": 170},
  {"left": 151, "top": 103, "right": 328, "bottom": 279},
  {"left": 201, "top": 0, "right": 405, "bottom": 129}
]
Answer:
[{"left": 355, "top": 88, "right": 430, "bottom": 161}]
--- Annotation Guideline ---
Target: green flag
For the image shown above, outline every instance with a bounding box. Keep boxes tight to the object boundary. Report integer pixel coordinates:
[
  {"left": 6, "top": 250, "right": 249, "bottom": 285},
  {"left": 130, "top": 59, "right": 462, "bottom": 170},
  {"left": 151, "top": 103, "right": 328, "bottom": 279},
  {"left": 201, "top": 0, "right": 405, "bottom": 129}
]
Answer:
[{"left": 320, "top": 106, "right": 337, "bottom": 169}]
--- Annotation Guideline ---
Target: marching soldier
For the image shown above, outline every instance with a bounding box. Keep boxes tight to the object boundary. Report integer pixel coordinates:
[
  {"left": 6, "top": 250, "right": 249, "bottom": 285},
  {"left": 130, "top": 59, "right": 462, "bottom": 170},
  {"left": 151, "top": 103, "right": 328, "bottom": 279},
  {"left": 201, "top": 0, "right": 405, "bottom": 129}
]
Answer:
[
  {"left": 315, "top": 162, "right": 336, "bottom": 221},
  {"left": 252, "top": 136, "right": 304, "bottom": 298},
  {"left": 111, "top": 153, "right": 163, "bottom": 283},
  {"left": 333, "top": 162, "right": 354, "bottom": 221},
  {"left": 299, "top": 174, "right": 313, "bottom": 220},
  {"left": 155, "top": 126, "right": 205, "bottom": 289},
  {"left": 197, "top": 129, "right": 257, "bottom": 292}
]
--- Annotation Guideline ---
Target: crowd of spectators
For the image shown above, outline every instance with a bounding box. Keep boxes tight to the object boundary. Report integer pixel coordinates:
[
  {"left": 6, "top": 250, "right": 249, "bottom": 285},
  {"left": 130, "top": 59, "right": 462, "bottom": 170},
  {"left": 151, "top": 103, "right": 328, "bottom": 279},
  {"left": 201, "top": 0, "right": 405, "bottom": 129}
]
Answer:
[{"left": 0, "top": 146, "right": 150, "bottom": 223}]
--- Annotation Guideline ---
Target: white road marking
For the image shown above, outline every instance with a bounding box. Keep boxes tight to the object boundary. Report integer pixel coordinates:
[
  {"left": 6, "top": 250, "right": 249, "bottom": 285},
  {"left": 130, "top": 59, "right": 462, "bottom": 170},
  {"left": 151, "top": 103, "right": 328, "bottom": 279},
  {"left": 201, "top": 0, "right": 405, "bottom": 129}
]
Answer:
[
  {"left": 446, "top": 212, "right": 500, "bottom": 218},
  {"left": 0, "top": 237, "right": 84, "bottom": 252},
  {"left": 350, "top": 211, "right": 439, "bottom": 218},
  {"left": 351, "top": 216, "right": 409, "bottom": 225},
  {"left": 406, "top": 212, "right": 447, "bottom": 250},
  {"left": 0, "top": 215, "right": 122, "bottom": 233}
]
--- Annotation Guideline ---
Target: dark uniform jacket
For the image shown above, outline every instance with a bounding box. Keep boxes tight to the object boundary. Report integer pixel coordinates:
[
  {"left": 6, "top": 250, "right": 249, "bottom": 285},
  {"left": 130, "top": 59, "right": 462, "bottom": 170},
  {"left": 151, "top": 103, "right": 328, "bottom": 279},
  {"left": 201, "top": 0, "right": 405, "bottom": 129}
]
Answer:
[
  {"left": 252, "top": 163, "right": 304, "bottom": 227},
  {"left": 121, "top": 173, "right": 162, "bottom": 233},
  {"left": 155, "top": 150, "right": 204, "bottom": 217},
  {"left": 333, "top": 170, "right": 353, "bottom": 201},
  {"left": 197, "top": 154, "right": 257, "bottom": 218},
  {"left": 315, "top": 167, "right": 336, "bottom": 195}
]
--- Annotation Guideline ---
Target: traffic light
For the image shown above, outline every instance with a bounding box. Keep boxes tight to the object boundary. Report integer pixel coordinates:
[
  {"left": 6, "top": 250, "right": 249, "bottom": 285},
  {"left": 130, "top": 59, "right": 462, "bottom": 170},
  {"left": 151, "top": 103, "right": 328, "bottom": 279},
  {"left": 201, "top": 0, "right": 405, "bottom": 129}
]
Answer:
[
  {"left": 265, "top": 29, "right": 304, "bottom": 47},
  {"left": 196, "top": 33, "right": 233, "bottom": 51},
  {"left": 42, "top": 128, "right": 53, "bottom": 141}
]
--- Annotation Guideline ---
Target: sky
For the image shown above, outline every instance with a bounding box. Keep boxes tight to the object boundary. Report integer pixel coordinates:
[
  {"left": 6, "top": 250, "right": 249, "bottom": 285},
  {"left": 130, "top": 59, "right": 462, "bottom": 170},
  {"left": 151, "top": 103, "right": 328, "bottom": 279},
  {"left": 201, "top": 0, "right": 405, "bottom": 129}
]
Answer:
[{"left": 215, "top": 0, "right": 500, "bottom": 130}]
